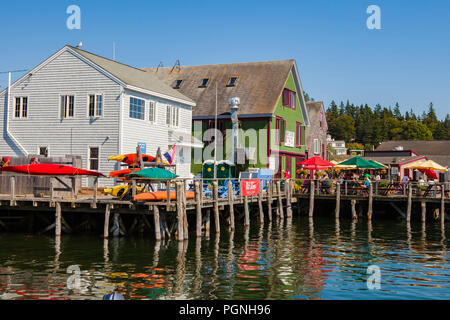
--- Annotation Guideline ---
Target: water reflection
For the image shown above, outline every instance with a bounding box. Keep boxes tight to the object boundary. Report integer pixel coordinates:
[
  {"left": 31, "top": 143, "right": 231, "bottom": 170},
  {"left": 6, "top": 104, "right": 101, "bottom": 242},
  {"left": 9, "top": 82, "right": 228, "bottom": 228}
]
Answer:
[{"left": 0, "top": 217, "right": 449, "bottom": 300}]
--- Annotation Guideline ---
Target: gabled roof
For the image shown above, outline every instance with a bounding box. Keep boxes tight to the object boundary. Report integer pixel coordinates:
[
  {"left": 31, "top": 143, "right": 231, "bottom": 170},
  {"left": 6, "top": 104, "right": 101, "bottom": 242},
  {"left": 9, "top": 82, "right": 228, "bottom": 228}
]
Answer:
[
  {"left": 1, "top": 46, "right": 195, "bottom": 106},
  {"left": 306, "top": 101, "right": 327, "bottom": 127},
  {"left": 142, "top": 59, "right": 310, "bottom": 124},
  {"left": 376, "top": 140, "right": 450, "bottom": 156}
]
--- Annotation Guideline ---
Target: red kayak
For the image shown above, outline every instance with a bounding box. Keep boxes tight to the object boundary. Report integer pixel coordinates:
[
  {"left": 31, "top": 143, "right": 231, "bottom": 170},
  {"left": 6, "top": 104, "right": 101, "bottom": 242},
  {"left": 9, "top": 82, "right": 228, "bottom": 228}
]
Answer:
[
  {"left": 0, "top": 164, "right": 104, "bottom": 177},
  {"left": 107, "top": 154, "right": 155, "bottom": 166},
  {"left": 109, "top": 168, "right": 141, "bottom": 178}
]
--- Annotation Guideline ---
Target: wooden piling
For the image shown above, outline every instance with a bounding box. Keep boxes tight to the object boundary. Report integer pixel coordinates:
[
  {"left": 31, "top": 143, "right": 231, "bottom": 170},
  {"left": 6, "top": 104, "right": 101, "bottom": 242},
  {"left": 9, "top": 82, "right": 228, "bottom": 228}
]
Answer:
[
  {"left": 335, "top": 183, "right": 341, "bottom": 219},
  {"left": 92, "top": 177, "right": 98, "bottom": 209},
  {"left": 367, "top": 183, "right": 373, "bottom": 220},
  {"left": 421, "top": 201, "right": 426, "bottom": 224},
  {"left": 441, "top": 184, "right": 445, "bottom": 226},
  {"left": 285, "top": 179, "right": 292, "bottom": 219},
  {"left": 407, "top": 183, "right": 412, "bottom": 223},
  {"left": 166, "top": 181, "right": 171, "bottom": 210},
  {"left": 176, "top": 182, "right": 184, "bottom": 241},
  {"left": 276, "top": 180, "right": 284, "bottom": 218},
  {"left": 154, "top": 206, "right": 161, "bottom": 241},
  {"left": 10, "top": 176, "right": 16, "bottom": 206},
  {"left": 309, "top": 180, "right": 315, "bottom": 217},
  {"left": 227, "top": 179, "right": 235, "bottom": 231},
  {"left": 351, "top": 199, "right": 357, "bottom": 220},
  {"left": 132, "top": 179, "right": 137, "bottom": 199},
  {"left": 50, "top": 177, "right": 54, "bottom": 203},
  {"left": 104, "top": 204, "right": 111, "bottom": 239},
  {"left": 195, "top": 181, "right": 202, "bottom": 237},
  {"left": 183, "top": 186, "right": 188, "bottom": 240},
  {"left": 205, "top": 209, "right": 211, "bottom": 237},
  {"left": 212, "top": 181, "right": 220, "bottom": 234},
  {"left": 267, "top": 181, "right": 273, "bottom": 222},
  {"left": 244, "top": 194, "right": 250, "bottom": 227},
  {"left": 55, "top": 202, "right": 61, "bottom": 237},
  {"left": 258, "top": 180, "right": 264, "bottom": 223}
]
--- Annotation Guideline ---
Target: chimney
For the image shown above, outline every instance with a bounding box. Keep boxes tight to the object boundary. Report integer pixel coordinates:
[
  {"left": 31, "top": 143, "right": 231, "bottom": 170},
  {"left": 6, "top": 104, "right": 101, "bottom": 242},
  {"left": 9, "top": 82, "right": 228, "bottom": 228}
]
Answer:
[{"left": 229, "top": 97, "right": 240, "bottom": 164}]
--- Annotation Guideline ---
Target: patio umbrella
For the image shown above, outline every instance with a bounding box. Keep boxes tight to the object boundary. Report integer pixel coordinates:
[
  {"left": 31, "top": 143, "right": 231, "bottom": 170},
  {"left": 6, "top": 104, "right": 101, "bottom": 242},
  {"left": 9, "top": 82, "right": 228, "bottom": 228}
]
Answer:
[
  {"left": 126, "top": 167, "right": 178, "bottom": 181},
  {"left": 337, "top": 156, "right": 377, "bottom": 169},
  {"left": 367, "top": 160, "right": 387, "bottom": 169},
  {"left": 402, "top": 159, "right": 447, "bottom": 172},
  {"left": 297, "top": 156, "right": 335, "bottom": 171}
]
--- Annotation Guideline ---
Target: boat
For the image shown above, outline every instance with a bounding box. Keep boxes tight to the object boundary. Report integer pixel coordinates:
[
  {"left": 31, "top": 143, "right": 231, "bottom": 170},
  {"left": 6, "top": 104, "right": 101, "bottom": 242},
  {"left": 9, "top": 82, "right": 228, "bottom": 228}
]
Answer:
[
  {"left": 134, "top": 190, "right": 195, "bottom": 201},
  {"left": 107, "top": 154, "right": 156, "bottom": 166},
  {"left": 109, "top": 168, "right": 139, "bottom": 178},
  {"left": 104, "top": 185, "right": 143, "bottom": 199},
  {"left": 0, "top": 164, "right": 104, "bottom": 177}
]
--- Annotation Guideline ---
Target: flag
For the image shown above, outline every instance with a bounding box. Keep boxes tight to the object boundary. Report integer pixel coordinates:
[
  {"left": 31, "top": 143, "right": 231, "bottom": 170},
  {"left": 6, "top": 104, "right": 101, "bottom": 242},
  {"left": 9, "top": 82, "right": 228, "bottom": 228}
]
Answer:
[{"left": 163, "top": 145, "right": 176, "bottom": 165}]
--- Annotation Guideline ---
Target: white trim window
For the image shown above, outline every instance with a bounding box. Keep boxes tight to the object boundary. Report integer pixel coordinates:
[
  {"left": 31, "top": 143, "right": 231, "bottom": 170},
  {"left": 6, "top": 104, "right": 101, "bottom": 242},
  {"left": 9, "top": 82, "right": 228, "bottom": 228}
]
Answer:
[
  {"left": 89, "top": 146, "right": 100, "bottom": 171},
  {"left": 60, "top": 95, "right": 75, "bottom": 118},
  {"left": 89, "top": 94, "right": 103, "bottom": 117},
  {"left": 313, "top": 138, "right": 320, "bottom": 154},
  {"left": 166, "top": 105, "right": 179, "bottom": 127},
  {"left": 39, "top": 146, "right": 49, "bottom": 157},
  {"left": 14, "top": 97, "right": 28, "bottom": 118},
  {"left": 149, "top": 101, "right": 156, "bottom": 123},
  {"left": 129, "top": 97, "right": 145, "bottom": 120}
]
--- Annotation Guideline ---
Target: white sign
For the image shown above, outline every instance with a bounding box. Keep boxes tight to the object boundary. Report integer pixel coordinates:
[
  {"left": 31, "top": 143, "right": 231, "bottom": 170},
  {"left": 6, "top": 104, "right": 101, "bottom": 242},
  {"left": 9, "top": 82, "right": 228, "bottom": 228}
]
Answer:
[
  {"left": 269, "top": 157, "right": 276, "bottom": 171},
  {"left": 285, "top": 131, "right": 295, "bottom": 147}
]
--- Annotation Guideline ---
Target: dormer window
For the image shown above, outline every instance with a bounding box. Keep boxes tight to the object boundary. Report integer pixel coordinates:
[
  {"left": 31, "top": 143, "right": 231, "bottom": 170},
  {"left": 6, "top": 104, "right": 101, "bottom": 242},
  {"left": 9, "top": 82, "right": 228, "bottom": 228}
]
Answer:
[
  {"left": 227, "top": 76, "right": 238, "bottom": 87},
  {"left": 173, "top": 80, "right": 183, "bottom": 89},
  {"left": 199, "top": 78, "right": 209, "bottom": 88}
]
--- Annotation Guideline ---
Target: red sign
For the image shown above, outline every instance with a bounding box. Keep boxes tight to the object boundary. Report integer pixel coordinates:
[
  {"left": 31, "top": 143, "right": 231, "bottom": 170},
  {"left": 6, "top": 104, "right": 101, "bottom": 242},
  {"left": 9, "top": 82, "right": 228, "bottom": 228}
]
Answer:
[{"left": 242, "top": 179, "right": 260, "bottom": 197}]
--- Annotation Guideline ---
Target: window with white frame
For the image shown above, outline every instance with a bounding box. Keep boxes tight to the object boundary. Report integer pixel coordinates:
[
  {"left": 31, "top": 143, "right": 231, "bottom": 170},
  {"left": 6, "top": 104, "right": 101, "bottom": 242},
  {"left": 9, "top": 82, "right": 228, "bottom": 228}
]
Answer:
[
  {"left": 89, "top": 147, "right": 99, "bottom": 170},
  {"left": 89, "top": 94, "right": 103, "bottom": 117},
  {"left": 149, "top": 101, "right": 156, "bottom": 123},
  {"left": 129, "top": 97, "right": 145, "bottom": 120},
  {"left": 60, "top": 95, "right": 75, "bottom": 118},
  {"left": 314, "top": 139, "right": 320, "bottom": 154},
  {"left": 14, "top": 97, "right": 28, "bottom": 118},
  {"left": 39, "top": 146, "right": 48, "bottom": 157},
  {"left": 166, "top": 105, "right": 179, "bottom": 127}
]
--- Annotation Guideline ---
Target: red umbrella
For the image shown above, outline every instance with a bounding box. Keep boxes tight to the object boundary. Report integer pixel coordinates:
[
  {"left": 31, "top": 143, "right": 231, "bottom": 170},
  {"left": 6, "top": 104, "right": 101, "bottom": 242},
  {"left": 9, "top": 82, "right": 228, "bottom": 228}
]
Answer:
[
  {"left": 297, "top": 156, "right": 335, "bottom": 170},
  {"left": 419, "top": 168, "right": 438, "bottom": 180}
]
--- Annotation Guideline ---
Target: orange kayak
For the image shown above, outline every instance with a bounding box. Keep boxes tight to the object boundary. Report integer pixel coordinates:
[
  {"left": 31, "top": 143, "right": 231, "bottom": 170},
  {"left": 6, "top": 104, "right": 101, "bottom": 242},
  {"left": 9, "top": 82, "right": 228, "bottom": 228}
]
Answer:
[
  {"left": 108, "top": 154, "right": 155, "bottom": 166},
  {"left": 134, "top": 191, "right": 195, "bottom": 201},
  {"left": 109, "top": 168, "right": 140, "bottom": 178}
]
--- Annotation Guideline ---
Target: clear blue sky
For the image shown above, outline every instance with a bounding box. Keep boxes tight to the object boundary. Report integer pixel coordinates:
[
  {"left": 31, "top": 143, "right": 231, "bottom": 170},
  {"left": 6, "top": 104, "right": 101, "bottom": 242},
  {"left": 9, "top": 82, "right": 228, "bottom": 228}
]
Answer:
[{"left": 1, "top": 0, "right": 449, "bottom": 119}]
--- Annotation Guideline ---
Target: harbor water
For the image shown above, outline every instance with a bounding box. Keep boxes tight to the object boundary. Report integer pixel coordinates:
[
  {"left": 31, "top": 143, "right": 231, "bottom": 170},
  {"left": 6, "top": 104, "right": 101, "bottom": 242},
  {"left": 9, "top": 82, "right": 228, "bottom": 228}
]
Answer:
[{"left": 0, "top": 215, "right": 449, "bottom": 300}]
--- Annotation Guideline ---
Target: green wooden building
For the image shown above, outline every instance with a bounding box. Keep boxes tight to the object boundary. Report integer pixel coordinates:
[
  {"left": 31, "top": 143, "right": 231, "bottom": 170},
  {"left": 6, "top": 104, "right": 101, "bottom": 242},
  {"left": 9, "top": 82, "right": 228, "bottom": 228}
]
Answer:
[{"left": 145, "top": 60, "right": 311, "bottom": 178}]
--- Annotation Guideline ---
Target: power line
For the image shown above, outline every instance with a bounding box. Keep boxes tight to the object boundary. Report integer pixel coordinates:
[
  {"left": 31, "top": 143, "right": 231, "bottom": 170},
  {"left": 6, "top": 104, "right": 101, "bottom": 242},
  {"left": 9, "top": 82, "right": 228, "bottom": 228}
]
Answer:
[{"left": 0, "top": 69, "right": 28, "bottom": 75}]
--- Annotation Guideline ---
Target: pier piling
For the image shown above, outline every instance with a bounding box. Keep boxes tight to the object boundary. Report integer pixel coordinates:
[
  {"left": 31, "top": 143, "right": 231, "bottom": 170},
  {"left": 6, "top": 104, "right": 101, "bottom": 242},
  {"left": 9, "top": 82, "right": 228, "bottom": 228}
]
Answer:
[
  {"left": 213, "top": 181, "right": 220, "bottom": 234},
  {"left": 309, "top": 181, "right": 315, "bottom": 217},
  {"left": 227, "top": 179, "right": 235, "bottom": 231},
  {"left": 335, "top": 183, "right": 341, "bottom": 219},
  {"left": 195, "top": 181, "right": 202, "bottom": 237}
]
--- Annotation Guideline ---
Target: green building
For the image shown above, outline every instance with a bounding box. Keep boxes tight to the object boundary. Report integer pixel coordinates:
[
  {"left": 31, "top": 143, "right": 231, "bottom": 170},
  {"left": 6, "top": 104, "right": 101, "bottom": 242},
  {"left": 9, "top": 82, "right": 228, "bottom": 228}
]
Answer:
[{"left": 146, "top": 60, "right": 311, "bottom": 178}]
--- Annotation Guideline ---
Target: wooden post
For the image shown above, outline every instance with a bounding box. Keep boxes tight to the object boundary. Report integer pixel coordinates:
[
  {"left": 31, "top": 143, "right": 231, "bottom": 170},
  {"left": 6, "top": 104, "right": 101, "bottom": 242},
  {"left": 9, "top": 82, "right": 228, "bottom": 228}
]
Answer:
[
  {"left": 183, "top": 185, "right": 188, "bottom": 240},
  {"left": 276, "top": 180, "right": 284, "bottom": 218},
  {"left": 267, "top": 181, "right": 273, "bottom": 222},
  {"left": 55, "top": 202, "right": 62, "bottom": 237},
  {"left": 309, "top": 180, "right": 315, "bottom": 217},
  {"left": 132, "top": 179, "right": 137, "bottom": 199},
  {"left": 50, "top": 177, "right": 54, "bottom": 202},
  {"left": 368, "top": 183, "right": 373, "bottom": 220},
  {"left": 213, "top": 180, "right": 220, "bottom": 234},
  {"left": 285, "top": 179, "right": 292, "bottom": 219},
  {"left": 316, "top": 179, "right": 320, "bottom": 195},
  {"left": 335, "top": 183, "right": 341, "bottom": 219},
  {"left": 176, "top": 182, "right": 184, "bottom": 241},
  {"left": 258, "top": 180, "right": 264, "bottom": 223},
  {"left": 441, "top": 184, "right": 445, "bottom": 226},
  {"left": 345, "top": 180, "right": 348, "bottom": 196},
  {"left": 154, "top": 206, "right": 161, "bottom": 241},
  {"left": 195, "top": 181, "right": 202, "bottom": 237},
  {"left": 421, "top": 201, "right": 426, "bottom": 224},
  {"left": 205, "top": 209, "right": 210, "bottom": 237},
  {"left": 407, "top": 183, "right": 412, "bottom": 223},
  {"left": 351, "top": 199, "right": 357, "bottom": 220},
  {"left": 10, "top": 176, "right": 16, "bottom": 206},
  {"left": 166, "top": 181, "right": 171, "bottom": 210},
  {"left": 227, "top": 179, "right": 235, "bottom": 231},
  {"left": 244, "top": 193, "right": 250, "bottom": 227},
  {"left": 92, "top": 177, "right": 98, "bottom": 208},
  {"left": 104, "top": 204, "right": 111, "bottom": 239}
]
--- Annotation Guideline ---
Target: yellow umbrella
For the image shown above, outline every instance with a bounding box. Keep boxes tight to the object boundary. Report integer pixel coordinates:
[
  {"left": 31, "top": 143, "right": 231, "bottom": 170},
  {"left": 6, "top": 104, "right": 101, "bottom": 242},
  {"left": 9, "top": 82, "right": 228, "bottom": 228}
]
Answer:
[
  {"left": 403, "top": 159, "right": 447, "bottom": 172},
  {"left": 332, "top": 160, "right": 357, "bottom": 170}
]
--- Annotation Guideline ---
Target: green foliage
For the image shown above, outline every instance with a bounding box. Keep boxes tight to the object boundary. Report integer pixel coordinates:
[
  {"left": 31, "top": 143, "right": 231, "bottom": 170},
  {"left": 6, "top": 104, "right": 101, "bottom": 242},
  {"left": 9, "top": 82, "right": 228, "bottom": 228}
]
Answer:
[
  {"left": 347, "top": 142, "right": 365, "bottom": 150},
  {"left": 326, "top": 100, "right": 449, "bottom": 145}
]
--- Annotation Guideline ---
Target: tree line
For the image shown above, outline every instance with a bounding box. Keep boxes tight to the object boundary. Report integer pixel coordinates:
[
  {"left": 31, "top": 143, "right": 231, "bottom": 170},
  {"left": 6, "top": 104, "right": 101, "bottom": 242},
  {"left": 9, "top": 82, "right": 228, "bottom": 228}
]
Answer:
[{"left": 324, "top": 100, "right": 449, "bottom": 150}]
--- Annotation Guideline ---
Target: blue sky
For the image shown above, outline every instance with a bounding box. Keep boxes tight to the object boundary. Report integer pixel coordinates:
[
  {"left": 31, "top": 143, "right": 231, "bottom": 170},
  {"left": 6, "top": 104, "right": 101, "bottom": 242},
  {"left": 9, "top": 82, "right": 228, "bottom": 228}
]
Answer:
[{"left": 1, "top": 0, "right": 449, "bottom": 119}]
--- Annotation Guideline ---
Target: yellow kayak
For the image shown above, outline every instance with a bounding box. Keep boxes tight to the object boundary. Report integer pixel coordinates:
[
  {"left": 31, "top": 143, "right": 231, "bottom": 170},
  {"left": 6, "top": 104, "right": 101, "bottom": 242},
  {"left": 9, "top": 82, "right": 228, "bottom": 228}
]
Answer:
[{"left": 104, "top": 185, "right": 143, "bottom": 199}]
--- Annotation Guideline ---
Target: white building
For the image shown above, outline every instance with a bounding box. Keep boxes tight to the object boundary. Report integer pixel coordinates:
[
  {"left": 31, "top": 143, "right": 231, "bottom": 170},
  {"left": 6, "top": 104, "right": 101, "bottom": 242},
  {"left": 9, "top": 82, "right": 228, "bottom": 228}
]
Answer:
[
  {"left": 0, "top": 45, "right": 197, "bottom": 186},
  {"left": 327, "top": 135, "right": 347, "bottom": 155}
]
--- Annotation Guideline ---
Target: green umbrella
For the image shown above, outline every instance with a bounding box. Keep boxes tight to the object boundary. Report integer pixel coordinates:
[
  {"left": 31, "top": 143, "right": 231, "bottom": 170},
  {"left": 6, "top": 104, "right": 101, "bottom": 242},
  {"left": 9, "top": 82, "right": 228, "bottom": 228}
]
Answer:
[
  {"left": 126, "top": 168, "right": 178, "bottom": 181},
  {"left": 367, "top": 160, "right": 386, "bottom": 169},
  {"left": 338, "top": 157, "right": 378, "bottom": 169}
]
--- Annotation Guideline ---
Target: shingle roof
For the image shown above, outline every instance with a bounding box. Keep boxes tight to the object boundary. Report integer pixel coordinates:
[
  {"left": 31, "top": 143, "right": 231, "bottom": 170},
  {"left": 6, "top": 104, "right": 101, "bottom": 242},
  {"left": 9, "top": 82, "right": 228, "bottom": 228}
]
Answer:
[
  {"left": 68, "top": 46, "right": 195, "bottom": 105},
  {"left": 142, "top": 60, "right": 296, "bottom": 117},
  {"left": 376, "top": 140, "right": 450, "bottom": 156},
  {"left": 306, "top": 101, "right": 327, "bottom": 127},
  {"left": 363, "top": 155, "right": 426, "bottom": 165}
]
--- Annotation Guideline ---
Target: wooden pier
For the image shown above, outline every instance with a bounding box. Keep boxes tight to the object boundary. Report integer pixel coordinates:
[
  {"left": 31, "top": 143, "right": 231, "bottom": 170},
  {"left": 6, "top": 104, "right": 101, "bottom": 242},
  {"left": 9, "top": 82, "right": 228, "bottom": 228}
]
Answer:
[{"left": 0, "top": 175, "right": 448, "bottom": 241}]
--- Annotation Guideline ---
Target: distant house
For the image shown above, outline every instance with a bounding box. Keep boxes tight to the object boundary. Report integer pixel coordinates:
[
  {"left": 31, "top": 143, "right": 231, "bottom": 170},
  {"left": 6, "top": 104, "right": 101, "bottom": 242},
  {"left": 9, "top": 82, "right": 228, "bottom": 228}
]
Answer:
[
  {"left": 144, "top": 60, "right": 311, "bottom": 178},
  {"left": 370, "top": 140, "right": 450, "bottom": 180},
  {"left": 0, "top": 45, "right": 196, "bottom": 186},
  {"left": 305, "top": 102, "right": 328, "bottom": 160},
  {"left": 327, "top": 135, "right": 347, "bottom": 156}
]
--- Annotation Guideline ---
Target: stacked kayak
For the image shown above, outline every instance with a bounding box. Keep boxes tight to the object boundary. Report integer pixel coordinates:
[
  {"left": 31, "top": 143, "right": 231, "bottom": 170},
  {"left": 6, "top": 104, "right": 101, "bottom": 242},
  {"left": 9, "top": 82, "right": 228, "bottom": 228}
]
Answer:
[
  {"left": 104, "top": 185, "right": 143, "bottom": 200},
  {"left": 134, "top": 191, "right": 195, "bottom": 201},
  {"left": 107, "top": 153, "right": 156, "bottom": 166},
  {"left": 0, "top": 164, "right": 104, "bottom": 177}
]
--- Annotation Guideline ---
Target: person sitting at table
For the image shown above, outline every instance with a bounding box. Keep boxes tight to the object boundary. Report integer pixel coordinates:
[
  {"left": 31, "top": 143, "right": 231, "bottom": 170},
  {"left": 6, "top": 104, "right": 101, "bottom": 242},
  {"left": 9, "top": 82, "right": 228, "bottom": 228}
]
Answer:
[
  {"left": 321, "top": 173, "right": 331, "bottom": 194},
  {"left": 362, "top": 175, "right": 371, "bottom": 193}
]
